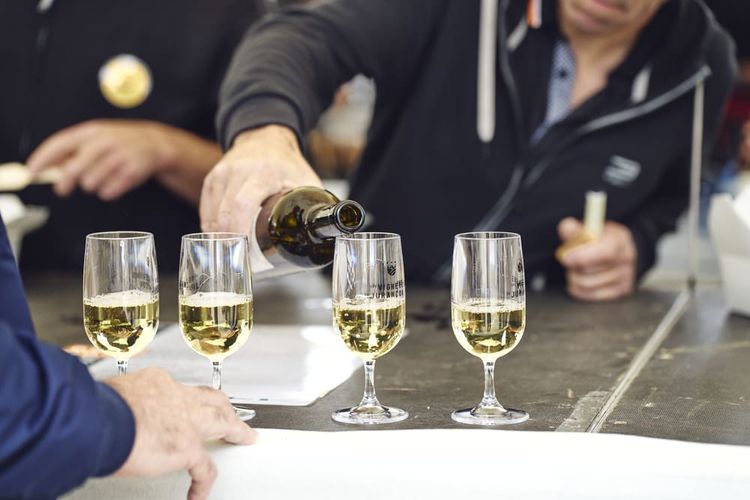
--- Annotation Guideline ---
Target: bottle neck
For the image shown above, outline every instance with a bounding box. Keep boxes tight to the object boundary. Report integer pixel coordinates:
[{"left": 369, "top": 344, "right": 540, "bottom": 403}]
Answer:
[{"left": 308, "top": 200, "right": 365, "bottom": 240}]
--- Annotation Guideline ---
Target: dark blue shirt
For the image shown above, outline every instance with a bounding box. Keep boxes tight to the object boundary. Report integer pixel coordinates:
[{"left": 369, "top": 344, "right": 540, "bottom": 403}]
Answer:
[{"left": 0, "top": 217, "right": 135, "bottom": 498}]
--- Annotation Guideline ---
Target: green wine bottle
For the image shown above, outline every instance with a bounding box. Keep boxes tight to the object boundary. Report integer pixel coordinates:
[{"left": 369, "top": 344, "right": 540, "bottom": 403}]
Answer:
[{"left": 254, "top": 186, "right": 365, "bottom": 278}]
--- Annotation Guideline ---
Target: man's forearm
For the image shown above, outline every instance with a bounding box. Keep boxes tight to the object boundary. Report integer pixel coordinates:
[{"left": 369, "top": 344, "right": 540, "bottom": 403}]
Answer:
[{"left": 153, "top": 124, "right": 223, "bottom": 205}]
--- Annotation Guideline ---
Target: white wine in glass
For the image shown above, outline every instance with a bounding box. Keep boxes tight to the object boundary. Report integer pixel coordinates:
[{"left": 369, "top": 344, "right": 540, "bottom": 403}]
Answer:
[
  {"left": 333, "top": 298, "right": 405, "bottom": 359},
  {"left": 450, "top": 232, "right": 528, "bottom": 425},
  {"left": 180, "top": 291, "right": 253, "bottom": 360},
  {"left": 179, "top": 233, "right": 255, "bottom": 421},
  {"left": 331, "top": 232, "right": 408, "bottom": 424},
  {"left": 83, "top": 290, "right": 158, "bottom": 358},
  {"left": 451, "top": 302, "right": 525, "bottom": 360},
  {"left": 83, "top": 231, "right": 159, "bottom": 375}
]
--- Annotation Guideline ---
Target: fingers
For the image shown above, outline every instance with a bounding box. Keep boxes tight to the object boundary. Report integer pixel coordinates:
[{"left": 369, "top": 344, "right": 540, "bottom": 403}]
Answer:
[
  {"left": 200, "top": 165, "right": 229, "bottom": 231},
  {"left": 79, "top": 154, "right": 123, "bottom": 195},
  {"left": 200, "top": 125, "right": 322, "bottom": 233},
  {"left": 555, "top": 218, "right": 594, "bottom": 263},
  {"left": 28, "top": 121, "right": 121, "bottom": 198},
  {"left": 567, "top": 267, "right": 634, "bottom": 301},
  {"left": 559, "top": 221, "right": 637, "bottom": 302},
  {"left": 188, "top": 386, "right": 258, "bottom": 445},
  {"left": 29, "top": 119, "right": 167, "bottom": 200},
  {"left": 221, "top": 419, "right": 258, "bottom": 446},
  {"left": 209, "top": 162, "right": 280, "bottom": 234},
  {"left": 226, "top": 177, "right": 276, "bottom": 235},
  {"left": 107, "top": 368, "right": 256, "bottom": 500},
  {"left": 185, "top": 446, "right": 218, "bottom": 500},
  {"left": 215, "top": 169, "right": 257, "bottom": 233},
  {"left": 27, "top": 123, "right": 92, "bottom": 173},
  {"left": 53, "top": 143, "right": 111, "bottom": 197},
  {"left": 562, "top": 236, "right": 622, "bottom": 271},
  {"left": 557, "top": 217, "right": 583, "bottom": 242},
  {"left": 567, "top": 265, "right": 629, "bottom": 294},
  {"left": 97, "top": 164, "right": 147, "bottom": 201}
]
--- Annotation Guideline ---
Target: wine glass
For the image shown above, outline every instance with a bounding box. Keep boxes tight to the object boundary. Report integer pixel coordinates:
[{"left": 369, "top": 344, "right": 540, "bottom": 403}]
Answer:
[
  {"left": 331, "top": 232, "right": 408, "bottom": 424},
  {"left": 178, "top": 233, "right": 255, "bottom": 421},
  {"left": 450, "top": 232, "right": 528, "bottom": 425},
  {"left": 83, "top": 231, "right": 159, "bottom": 376}
]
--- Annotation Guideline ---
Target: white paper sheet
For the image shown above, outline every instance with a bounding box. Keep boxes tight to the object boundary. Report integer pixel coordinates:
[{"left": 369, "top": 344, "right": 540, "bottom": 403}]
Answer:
[
  {"left": 89, "top": 323, "right": 361, "bottom": 406},
  {"left": 66, "top": 428, "right": 750, "bottom": 500}
]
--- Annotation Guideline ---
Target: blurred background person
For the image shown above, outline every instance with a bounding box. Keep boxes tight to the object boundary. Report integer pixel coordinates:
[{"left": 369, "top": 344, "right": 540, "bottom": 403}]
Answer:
[
  {"left": 0, "top": 0, "right": 265, "bottom": 271},
  {"left": 201, "top": 0, "right": 735, "bottom": 301}
]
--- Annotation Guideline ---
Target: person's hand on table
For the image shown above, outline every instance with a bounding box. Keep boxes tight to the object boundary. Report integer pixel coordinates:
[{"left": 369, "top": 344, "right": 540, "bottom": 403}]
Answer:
[
  {"left": 200, "top": 124, "right": 322, "bottom": 234},
  {"left": 106, "top": 368, "right": 257, "bottom": 500},
  {"left": 27, "top": 119, "right": 218, "bottom": 202},
  {"left": 556, "top": 217, "right": 637, "bottom": 301}
]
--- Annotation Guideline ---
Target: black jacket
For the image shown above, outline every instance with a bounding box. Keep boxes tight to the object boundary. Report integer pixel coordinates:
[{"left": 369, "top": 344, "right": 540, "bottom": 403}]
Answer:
[
  {"left": 0, "top": 0, "right": 264, "bottom": 271},
  {"left": 218, "top": 0, "right": 735, "bottom": 284}
]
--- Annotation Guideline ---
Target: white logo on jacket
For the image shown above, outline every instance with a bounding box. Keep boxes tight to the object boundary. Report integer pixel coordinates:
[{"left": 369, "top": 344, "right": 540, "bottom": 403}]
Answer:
[{"left": 603, "top": 156, "right": 641, "bottom": 187}]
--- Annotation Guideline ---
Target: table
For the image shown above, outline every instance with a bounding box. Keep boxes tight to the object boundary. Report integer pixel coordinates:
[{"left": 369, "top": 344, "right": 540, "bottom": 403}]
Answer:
[
  {"left": 24, "top": 270, "right": 746, "bottom": 444},
  {"left": 601, "top": 289, "right": 750, "bottom": 445}
]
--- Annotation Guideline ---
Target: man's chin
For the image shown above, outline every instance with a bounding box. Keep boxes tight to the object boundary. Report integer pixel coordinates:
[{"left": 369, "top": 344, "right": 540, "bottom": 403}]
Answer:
[{"left": 568, "top": 11, "right": 614, "bottom": 35}]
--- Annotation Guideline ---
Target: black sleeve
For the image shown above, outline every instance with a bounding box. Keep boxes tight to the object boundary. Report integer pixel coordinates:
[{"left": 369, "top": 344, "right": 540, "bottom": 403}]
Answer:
[
  {"left": 624, "top": 30, "right": 737, "bottom": 278},
  {"left": 216, "top": 0, "right": 448, "bottom": 149},
  {"left": 623, "top": 152, "right": 690, "bottom": 279},
  {"left": 198, "top": 0, "right": 267, "bottom": 141}
]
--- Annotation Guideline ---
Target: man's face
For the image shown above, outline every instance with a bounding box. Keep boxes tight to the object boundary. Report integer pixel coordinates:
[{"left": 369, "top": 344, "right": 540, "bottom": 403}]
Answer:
[{"left": 559, "top": 0, "right": 663, "bottom": 35}]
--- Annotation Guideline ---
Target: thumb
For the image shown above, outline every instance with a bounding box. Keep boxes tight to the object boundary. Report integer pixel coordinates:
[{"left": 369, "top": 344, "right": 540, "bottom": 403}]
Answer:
[{"left": 558, "top": 217, "right": 583, "bottom": 242}]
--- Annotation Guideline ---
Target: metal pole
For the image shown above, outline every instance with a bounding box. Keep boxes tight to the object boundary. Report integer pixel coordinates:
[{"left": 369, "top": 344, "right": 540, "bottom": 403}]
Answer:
[{"left": 687, "top": 81, "right": 705, "bottom": 292}]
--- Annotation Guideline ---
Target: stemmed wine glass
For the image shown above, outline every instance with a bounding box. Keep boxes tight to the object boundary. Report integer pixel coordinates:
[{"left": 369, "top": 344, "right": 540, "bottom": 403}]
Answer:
[
  {"left": 331, "top": 232, "right": 408, "bottom": 424},
  {"left": 83, "top": 231, "right": 159, "bottom": 375},
  {"left": 178, "top": 232, "right": 255, "bottom": 421},
  {"left": 450, "top": 232, "right": 528, "bottom": 425}
]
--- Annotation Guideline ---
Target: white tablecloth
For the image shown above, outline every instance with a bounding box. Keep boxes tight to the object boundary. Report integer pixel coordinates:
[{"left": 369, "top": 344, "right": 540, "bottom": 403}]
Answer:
[{"left": 66, "top": 428, "right": 750, "bottom": 499}]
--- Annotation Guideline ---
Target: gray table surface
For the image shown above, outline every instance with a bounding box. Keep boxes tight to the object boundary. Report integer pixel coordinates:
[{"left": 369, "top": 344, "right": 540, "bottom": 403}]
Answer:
[
  {"left": 601, "top": 289, "right": 750, "bottom": 445},
  {"left": 22, "top": 271, "right": 748, "bottom": 443}
]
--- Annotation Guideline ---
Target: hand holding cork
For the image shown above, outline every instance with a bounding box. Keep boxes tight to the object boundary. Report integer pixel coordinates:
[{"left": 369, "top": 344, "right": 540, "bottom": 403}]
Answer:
[
  {"left": 556, "top": 191, "right": 638, "bottom": 301},
  {"left": 555, "top": 191, "right": 607, "bottom": 261}
]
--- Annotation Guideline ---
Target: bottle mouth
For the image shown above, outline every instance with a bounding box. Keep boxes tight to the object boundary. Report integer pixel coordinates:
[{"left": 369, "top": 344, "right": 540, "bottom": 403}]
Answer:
[{"left": 334, "top": 200, "right": 365, "bottom": 233}]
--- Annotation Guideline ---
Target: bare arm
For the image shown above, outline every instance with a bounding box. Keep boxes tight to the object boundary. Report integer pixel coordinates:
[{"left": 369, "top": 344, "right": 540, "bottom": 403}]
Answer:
[{"left": 152, "top": 125, "right": 222, "bottom": 205}]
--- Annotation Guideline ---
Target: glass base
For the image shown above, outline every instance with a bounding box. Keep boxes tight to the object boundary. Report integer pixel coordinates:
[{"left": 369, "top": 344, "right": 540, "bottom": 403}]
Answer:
[
  {"left": 332, "top": 404, "right": 408, "bottom": 425},
  {"left": 231, "top": 401, "right": 256, "bottom": 422},
  {"left": 451, "top": 406, "right": 529, "bottom": 426}
]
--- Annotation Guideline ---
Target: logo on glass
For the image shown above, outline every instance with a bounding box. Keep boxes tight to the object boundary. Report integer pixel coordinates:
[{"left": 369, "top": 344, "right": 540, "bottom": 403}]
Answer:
[{"left": 387, "top": 261, "right": 397, "bottom": 277}]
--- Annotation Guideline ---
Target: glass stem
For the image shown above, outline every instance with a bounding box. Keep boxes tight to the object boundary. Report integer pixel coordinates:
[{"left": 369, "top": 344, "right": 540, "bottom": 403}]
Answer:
[
  {"left": 117, "top": 359, "right": 128, "bottom": 376},
  {"left": 359, "top": 359, "right": 380, "bottom": 407},
  {"left": 212, "top": 361, "right": 222, "bottom": 391},
  {"left": 480, "top": 360, "right": 501, "bottom": 408}
]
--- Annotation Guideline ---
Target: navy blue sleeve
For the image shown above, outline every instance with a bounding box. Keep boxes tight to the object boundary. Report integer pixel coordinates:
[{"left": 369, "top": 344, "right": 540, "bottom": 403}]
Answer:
[{"left": 0, "top": 218, "right": 135, "bottom": 498}]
